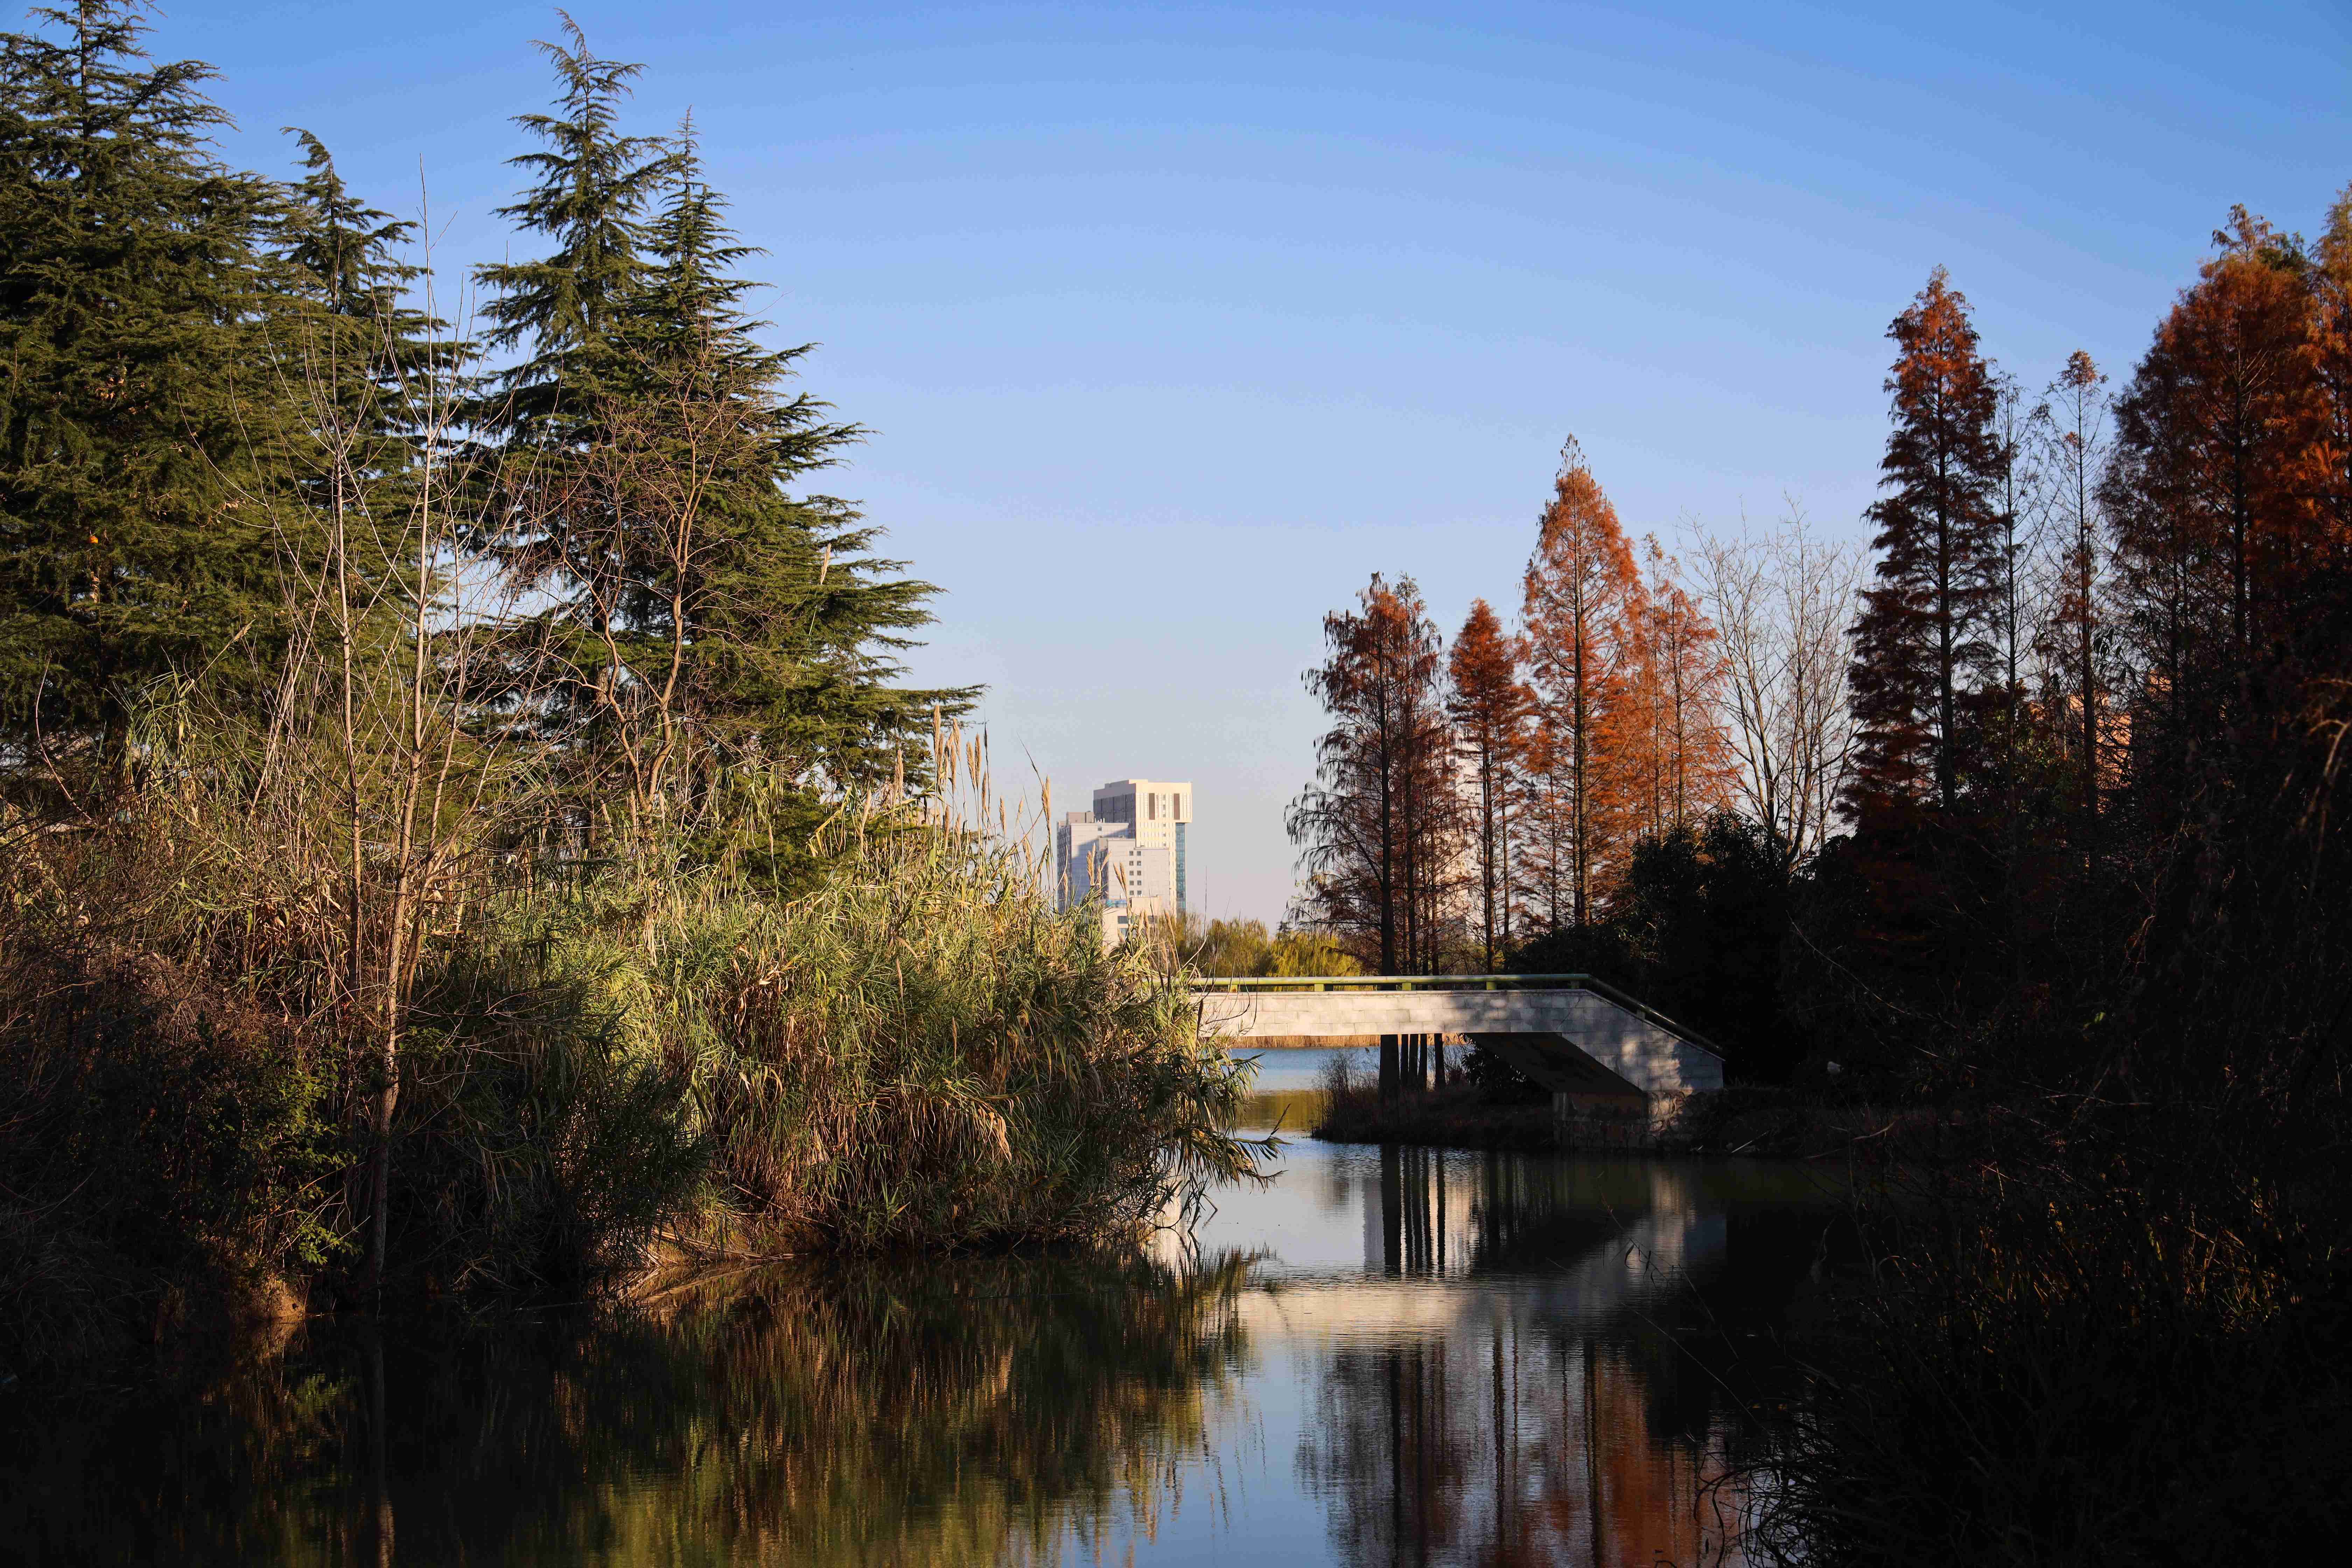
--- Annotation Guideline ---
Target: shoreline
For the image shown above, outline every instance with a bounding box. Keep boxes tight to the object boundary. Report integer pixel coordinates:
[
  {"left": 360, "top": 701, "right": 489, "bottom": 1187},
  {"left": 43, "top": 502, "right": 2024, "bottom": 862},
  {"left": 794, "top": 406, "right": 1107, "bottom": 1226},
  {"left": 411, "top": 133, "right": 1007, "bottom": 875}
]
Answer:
[{"left": 1302, "top": 1083, "right": 1939, "bottom": 1162}]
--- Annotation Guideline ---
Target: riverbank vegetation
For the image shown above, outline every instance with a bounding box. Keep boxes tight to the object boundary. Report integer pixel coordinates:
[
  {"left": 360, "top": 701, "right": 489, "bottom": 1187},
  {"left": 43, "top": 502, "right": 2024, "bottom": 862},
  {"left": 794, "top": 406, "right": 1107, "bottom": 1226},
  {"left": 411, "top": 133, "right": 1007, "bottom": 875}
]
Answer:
[
  {"left": 1150, "top": 913, "right": 1363, "bottom": 978},
  {"left": 1287, "top": 197, "right": 2352, "bottom": 1553},
  {"left": 1311, "top": 1055, "right": 1561, "bottom": 1151},
  {"left": 0, "top": 4, "right": 1254, "bottom": 1378}
]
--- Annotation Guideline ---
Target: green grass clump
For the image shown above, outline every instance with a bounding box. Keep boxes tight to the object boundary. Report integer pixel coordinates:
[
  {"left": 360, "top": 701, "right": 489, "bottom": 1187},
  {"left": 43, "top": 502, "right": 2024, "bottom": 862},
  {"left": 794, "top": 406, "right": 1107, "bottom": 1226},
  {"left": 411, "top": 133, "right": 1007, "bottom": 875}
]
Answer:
[{"left": 481, "top": 829, "right": 1264, "bottom": 1256}]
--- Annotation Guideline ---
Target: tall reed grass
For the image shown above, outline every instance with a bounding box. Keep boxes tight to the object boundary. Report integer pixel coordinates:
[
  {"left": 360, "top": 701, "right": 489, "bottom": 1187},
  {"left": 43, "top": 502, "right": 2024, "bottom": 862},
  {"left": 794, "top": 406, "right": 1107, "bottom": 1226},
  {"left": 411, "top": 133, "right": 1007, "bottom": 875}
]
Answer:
[{"left": 487, "top": 824, "right": 1263, "bottom": 1259}]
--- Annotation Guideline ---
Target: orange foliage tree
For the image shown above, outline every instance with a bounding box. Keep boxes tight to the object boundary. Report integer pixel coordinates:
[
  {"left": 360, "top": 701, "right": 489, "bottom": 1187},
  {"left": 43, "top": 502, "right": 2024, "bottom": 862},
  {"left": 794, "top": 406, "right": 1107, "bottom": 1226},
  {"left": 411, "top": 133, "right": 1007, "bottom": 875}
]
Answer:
[
  {"left": 2314, "top": 191, "right": 2352, "bottom": 553},
  {"left": 1625, "top": 537, "right": 1730, "bottom": 842},
  {"left": 2107, "top": 209, "right": 2336, "bottom": 784},
  {"left": 1447, "top": 597, "right": 1530, "bottom": 970},
  {"left": 2030, "top": 349, "right": 2122, "bottom": 858},
  {"left": 1287, "top": 573, "right": 1459, "bottom": 976},
  {"left": 1845, "top": 267, "right": 2009, "bottom": 820},
  {"left": 1518, "top": 439, "right": 1643, "bottom": 928}
]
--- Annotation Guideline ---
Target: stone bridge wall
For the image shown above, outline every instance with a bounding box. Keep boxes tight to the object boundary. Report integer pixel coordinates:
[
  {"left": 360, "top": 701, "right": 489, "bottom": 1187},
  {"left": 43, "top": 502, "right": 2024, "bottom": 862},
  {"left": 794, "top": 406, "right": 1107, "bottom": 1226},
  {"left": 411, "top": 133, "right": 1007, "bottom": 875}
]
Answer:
[{"left": 1193, "top": 988, "right": 1722, "bottom": 1097}]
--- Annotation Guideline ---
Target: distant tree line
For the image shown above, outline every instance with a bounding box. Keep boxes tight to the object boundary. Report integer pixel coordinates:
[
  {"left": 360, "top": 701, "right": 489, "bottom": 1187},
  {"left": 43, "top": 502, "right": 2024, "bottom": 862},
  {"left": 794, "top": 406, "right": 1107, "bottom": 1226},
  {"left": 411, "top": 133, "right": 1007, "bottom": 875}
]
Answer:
[
  {"left": 1286, "top": 460, "right": 1846, "bottom": 1080},
  {"left": 1157, "top": 914, "right": 1361, "bottom": 978}
]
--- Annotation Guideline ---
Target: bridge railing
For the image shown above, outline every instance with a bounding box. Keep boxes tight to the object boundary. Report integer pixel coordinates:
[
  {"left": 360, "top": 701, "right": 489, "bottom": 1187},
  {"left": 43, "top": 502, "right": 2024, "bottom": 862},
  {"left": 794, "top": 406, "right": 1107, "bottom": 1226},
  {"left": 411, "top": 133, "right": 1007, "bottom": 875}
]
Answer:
[{"left": 1187, "top": 972, "right": 1725, "bottom": 1060}]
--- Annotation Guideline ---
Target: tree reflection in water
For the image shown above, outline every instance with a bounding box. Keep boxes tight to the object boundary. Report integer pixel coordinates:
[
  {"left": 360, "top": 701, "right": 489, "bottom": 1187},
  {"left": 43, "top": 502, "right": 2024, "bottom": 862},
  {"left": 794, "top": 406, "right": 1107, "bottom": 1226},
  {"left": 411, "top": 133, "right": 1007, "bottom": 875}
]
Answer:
[
  {"left": 0, "top": 1253, "right": 1258, "bottom": 1567},
  {"left": 1296, "top": 1148, "right": 1824, "bottom": 1567},
  {"left": 1, "top": 1147, "right": 1828, "bottom": 1567}
]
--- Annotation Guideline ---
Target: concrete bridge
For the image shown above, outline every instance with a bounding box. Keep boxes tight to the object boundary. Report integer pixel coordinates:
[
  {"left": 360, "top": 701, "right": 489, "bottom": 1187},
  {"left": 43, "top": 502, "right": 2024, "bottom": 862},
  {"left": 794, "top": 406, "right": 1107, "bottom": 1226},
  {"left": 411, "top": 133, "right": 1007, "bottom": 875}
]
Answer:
[{"left": 1190, "top": 974, "right": 1724, "bottom": 1108}]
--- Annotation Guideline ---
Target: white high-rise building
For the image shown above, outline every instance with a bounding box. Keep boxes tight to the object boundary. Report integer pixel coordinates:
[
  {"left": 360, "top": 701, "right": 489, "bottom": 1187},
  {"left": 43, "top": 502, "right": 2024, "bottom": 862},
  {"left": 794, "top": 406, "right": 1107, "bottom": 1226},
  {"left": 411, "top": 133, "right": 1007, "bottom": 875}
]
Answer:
[{"left": 1056, "top": 778, "right": 1192, "bottom": 948}]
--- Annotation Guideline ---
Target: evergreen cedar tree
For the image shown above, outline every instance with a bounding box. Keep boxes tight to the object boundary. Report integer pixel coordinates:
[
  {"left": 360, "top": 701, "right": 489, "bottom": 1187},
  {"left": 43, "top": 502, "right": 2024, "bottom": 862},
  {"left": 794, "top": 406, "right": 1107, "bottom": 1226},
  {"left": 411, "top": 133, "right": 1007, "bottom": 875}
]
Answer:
[
  {"left": 472, "top": 20, "right": 667, "bottom": 447},
  {"left": 1286, "top": 573, "right": 1456, "bottom": 976},
  {"left": 274, "top": 127, "right": 448, "bottom": 492},
  {"left": 0, "top": 4, "right": 958, "bottom": 838},
  {"left": 1844, "top": 266, "right": 2008, "bottom": 822},
  {"left": 472, "top": 23, "right": 964, "bottom": 854},
  {"left": 1446, "top": 597, "right": 1528, "bottom": 972},
  {"left": 0, "top": 1, "right": 297, "bottom": 789}
]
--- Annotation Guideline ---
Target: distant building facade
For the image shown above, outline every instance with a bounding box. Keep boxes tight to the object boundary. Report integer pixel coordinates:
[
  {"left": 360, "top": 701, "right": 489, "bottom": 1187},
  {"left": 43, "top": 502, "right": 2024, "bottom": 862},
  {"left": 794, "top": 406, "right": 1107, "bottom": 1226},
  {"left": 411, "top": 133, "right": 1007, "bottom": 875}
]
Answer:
[{"left": 1056, "top": 778, "right": 1192, "bottom": 947}]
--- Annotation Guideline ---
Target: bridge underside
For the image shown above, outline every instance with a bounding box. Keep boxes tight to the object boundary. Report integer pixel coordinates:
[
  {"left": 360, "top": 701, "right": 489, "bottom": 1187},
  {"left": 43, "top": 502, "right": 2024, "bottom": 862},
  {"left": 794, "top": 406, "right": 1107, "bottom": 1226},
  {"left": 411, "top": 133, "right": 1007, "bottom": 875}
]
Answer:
[{"left": 1467, "top": 1032, "right": 1648, "bottom": 1105}]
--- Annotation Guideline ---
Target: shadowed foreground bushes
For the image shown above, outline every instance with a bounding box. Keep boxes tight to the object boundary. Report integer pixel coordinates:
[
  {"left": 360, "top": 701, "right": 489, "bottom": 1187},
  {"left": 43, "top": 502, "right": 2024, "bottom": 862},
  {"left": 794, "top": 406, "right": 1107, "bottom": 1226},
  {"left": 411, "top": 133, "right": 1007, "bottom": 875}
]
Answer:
[
  {"left": 1741, "top": 705, "right": 2352, "bottom": 1562},
  {"left": 1747, "top": 1107, "right": 2352, "bottom": 1564},
  {"left": 0, "top": 790, "right": 1258, "bottom": 1377}
]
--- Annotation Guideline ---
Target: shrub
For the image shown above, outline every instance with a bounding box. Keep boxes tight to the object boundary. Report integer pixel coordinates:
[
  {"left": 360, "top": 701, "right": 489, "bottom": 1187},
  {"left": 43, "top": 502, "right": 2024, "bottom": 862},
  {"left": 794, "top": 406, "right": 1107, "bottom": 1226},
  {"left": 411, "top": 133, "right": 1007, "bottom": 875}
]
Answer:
[{"left": 569, "top": 828, "right": 1263, "bottom": 1253}]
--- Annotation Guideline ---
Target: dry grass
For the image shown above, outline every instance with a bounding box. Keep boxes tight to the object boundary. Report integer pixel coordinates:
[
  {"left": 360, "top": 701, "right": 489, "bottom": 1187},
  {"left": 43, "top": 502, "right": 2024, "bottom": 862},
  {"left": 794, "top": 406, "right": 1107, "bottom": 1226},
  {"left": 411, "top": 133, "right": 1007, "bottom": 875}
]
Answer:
[{"left": 492, "top": 825, "right": 1267, "bottom": 1258}]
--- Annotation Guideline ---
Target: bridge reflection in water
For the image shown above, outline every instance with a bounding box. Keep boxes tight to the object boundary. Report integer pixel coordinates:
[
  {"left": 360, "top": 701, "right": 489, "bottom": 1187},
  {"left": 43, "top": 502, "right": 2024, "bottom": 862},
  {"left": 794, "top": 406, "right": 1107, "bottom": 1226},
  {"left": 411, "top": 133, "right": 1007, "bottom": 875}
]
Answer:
[{"left": 1181, "top": 1133, "right": 1829, "bottom": 1568}]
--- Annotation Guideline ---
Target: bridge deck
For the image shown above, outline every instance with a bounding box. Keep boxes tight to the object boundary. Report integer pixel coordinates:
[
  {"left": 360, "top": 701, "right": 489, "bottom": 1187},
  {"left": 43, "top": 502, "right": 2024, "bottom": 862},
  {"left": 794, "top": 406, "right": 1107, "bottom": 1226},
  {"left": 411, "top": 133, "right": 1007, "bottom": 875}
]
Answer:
[{"left": 1191, "top": 974, "right": 1723, "bottom": 1099}]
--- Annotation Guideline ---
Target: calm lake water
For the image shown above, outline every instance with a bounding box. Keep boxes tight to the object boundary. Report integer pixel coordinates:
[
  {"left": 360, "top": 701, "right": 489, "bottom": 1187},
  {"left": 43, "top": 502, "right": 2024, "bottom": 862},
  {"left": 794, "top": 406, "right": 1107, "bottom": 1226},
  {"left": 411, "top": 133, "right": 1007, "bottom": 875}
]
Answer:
[{"left": 1, "top": 1050, "right": 1838, "bottom": 1566}]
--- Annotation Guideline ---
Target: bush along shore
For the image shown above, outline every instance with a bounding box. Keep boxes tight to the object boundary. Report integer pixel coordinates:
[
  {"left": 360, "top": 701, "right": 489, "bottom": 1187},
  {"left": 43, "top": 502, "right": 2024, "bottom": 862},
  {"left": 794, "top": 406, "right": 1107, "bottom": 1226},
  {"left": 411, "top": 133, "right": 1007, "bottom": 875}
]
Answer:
[{"left": 1309, "top": 1052, "right": 1588, "bottom": 1152}]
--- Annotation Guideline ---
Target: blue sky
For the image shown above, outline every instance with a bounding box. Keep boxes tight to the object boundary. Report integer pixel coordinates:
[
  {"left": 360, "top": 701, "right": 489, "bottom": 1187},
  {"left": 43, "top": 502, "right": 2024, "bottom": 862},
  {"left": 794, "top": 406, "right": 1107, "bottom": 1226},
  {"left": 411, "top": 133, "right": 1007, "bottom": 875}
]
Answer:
[{"left": 146, "top": 0, "right": 2352, "bottom": 919}]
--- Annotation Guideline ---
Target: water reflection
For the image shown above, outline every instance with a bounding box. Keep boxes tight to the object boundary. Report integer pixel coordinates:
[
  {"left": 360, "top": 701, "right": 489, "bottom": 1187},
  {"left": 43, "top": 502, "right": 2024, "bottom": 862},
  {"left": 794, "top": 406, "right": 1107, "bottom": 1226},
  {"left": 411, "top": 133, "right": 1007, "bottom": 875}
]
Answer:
[
  {"left": 1302, "top": 1329, "right": 1739, "bottom": 1568},
  {"left": 0, "top": 1132, "right": 1832, "bottom": 1567},
  {"left": 2, "top": 1255, "right": 1254, "bottom": 1567},
  {"left": 1201, "top": 1139, "right": 1826, "bottom": 1567}
]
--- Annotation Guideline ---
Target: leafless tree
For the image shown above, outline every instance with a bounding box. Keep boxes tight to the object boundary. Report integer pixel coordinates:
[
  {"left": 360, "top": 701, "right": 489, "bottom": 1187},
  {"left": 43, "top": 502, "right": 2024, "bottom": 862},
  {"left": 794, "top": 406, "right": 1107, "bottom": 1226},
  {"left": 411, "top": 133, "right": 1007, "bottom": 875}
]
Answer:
[
  {"left": 1691, "top": 500, "right": 1864, "bottom": 875},
  {"left": 2033, "top": 351, "right": 2117, "bottom": 850},
  {"left": 257, "top": 251, "right": 541, "bottom": 1292}
]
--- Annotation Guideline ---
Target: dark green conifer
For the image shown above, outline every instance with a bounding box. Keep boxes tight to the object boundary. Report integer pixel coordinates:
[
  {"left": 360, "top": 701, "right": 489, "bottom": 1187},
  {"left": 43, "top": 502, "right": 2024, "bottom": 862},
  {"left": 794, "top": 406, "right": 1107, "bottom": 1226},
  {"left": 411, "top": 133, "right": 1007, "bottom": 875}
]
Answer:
[
  {"left": 462, "top": 17, "right": 667, "bottom": 817},
  {"left": 277, "top": 132, "right": 419, "bottom": 324},
  {"left": 623, "top": 127, "right": 965, "bottom": 832},
  {"left": 270, "top": 130, "right": 453, "bottom": 530},
  {"left": 471, "top": 15, "right": 667, "bottom": 449},
  {"left": 474, "top": 29, "right": 967, "bottom": 859},
  {"left": 0, "top": 0, "right": 292, "bottom": 793}
]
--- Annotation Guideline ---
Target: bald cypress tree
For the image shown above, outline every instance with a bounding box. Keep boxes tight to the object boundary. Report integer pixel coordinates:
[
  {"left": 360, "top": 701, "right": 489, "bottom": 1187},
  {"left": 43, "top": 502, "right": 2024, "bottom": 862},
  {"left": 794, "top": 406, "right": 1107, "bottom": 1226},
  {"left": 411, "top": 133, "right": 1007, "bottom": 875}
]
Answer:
[
  {"left": 1448, "top": 597, "right": 1527, "bottom": 971},
  {"left": 1845, "top": 268, "right": 2007, "bottom": 819},
  {"left": 0, "top": 1, "right": 292, "bottom": 796}
]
